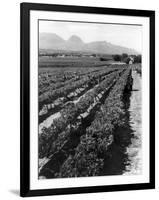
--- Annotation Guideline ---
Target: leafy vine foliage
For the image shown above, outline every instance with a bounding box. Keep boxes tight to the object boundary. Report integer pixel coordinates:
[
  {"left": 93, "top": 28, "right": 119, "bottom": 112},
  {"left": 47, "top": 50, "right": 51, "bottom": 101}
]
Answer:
[{"left": 38, "top": 66, "right": 133, "bottom": 178}]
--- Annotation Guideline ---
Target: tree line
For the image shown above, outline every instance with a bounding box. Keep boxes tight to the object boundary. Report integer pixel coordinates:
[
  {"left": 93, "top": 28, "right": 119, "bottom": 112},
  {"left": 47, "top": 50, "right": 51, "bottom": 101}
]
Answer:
[{"left": 112, "top": 53, "right": 141, "bottom": 64}]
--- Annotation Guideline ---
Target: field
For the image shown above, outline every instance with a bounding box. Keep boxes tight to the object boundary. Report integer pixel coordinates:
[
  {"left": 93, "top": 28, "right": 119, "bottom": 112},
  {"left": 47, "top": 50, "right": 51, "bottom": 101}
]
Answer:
[
  {"left": 38, "top": 63, "right": 141, "bottom": 178},
  {"left": 39, "top": 55, "right": 114, "bottom": 68}
]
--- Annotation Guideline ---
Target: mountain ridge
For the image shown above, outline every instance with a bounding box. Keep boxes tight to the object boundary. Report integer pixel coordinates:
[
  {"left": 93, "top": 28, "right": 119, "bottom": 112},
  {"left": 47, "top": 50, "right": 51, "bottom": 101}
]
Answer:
[{"left": 39, "top": 33, "right": 139, "bottom": 55}]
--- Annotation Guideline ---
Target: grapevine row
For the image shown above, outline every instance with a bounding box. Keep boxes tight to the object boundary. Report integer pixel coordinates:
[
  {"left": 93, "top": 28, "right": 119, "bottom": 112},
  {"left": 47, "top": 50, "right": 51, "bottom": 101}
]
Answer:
[
  {"left": 39, "top": 68, "right": 120, "bottom": 123},
  {"left": 55, "top": 68, "right": 133, "bottom": 178},
  {"left": 39, "top": 67, "right": 105, "bottom": 93},
  {"left": 39, "top": 70, "right": 123, "bottom": 160},
  {"left": 39, "top": 68, "right": 119, "bottom": 111}
]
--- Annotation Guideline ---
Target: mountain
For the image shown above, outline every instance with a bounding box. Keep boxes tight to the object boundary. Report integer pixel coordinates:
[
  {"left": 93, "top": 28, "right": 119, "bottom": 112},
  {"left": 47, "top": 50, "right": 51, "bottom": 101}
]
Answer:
[
  {"left": 39, "top": 33, "right": 138, "bottom": 54},
  {"left": 39, "top": 33, "right": 65, "bottom": 49},
  {"left": 66, "top": 35, "right": 85, "bottom": 51},
  {"left": 67, "top": 35, "right": 84, "bottom": 44}
]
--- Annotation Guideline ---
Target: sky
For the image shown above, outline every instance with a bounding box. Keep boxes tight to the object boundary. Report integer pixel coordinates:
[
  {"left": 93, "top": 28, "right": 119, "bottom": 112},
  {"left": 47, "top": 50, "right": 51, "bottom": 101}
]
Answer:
[{"left": 39, "top": 20, "right": 142, "bottom": 53}]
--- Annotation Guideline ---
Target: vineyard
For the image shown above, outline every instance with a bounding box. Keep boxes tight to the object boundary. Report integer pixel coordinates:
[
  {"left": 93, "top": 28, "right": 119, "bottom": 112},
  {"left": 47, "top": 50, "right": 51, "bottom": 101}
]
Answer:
[{"left": 38, "top": 64, "right": 140, "bottom": 179}]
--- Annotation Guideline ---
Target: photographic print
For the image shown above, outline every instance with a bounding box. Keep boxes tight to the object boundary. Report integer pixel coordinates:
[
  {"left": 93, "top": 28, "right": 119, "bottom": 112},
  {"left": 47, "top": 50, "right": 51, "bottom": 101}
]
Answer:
[
  {"left": 38, "top": 21, "right": 142, "bottom": 179},
  {"left": 20, "top": 3, "right": 155, "bottom": 197}
]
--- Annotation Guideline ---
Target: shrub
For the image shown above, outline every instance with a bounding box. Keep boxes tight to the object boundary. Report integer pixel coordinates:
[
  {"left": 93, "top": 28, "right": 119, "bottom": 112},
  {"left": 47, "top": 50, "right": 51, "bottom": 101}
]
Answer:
[{"left": 113, "top": 54, "right": 122, "bottom": 61}]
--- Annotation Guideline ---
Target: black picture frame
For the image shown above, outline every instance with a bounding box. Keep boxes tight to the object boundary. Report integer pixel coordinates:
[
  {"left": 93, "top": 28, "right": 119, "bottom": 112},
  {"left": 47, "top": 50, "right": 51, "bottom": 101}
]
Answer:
[{"left": 20, "top": 2, "right": 155, "bottom": 197}]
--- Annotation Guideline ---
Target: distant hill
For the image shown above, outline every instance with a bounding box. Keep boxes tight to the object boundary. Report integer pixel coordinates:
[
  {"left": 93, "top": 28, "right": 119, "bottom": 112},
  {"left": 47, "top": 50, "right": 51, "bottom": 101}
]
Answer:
[{"left": 39, "top": 33, "right": 138, "bottom": 55}]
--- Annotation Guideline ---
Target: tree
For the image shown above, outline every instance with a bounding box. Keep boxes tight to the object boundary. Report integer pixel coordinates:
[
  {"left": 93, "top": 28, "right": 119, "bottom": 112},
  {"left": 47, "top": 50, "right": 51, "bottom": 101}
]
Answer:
[
  {"left": 113, "top": 54, "right": 122, "bottom": 61},
  {"left": 121, "top": 53, "right": 128, "bottom": 61},
  {"left": 99, "top": 57, "right": 108, "bottom": 61},
  {"left": 134, "top": 55, "right": 142, "bottom": 63},
  {"left": 123, "top": 57, "right": 131, "bottom": 64}
]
